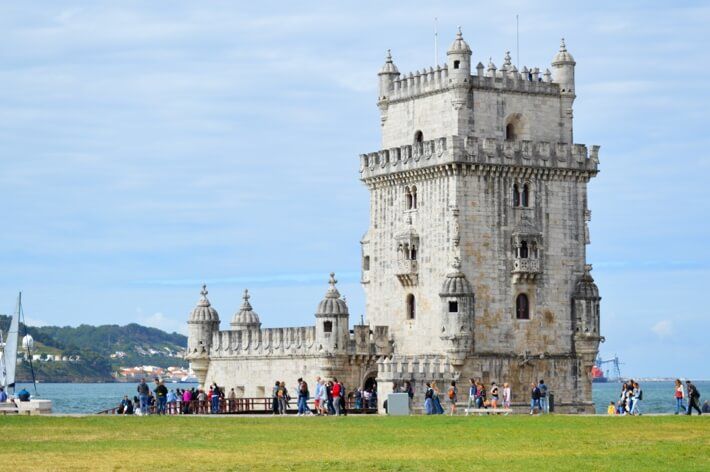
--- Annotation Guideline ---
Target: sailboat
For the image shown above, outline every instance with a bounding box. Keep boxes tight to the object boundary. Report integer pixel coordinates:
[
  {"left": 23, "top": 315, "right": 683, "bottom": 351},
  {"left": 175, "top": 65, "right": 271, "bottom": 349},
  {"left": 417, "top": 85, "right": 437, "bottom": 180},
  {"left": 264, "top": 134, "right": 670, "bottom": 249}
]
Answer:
[{"left": 0, "top": 292, "right": 52, "bottom": 414}]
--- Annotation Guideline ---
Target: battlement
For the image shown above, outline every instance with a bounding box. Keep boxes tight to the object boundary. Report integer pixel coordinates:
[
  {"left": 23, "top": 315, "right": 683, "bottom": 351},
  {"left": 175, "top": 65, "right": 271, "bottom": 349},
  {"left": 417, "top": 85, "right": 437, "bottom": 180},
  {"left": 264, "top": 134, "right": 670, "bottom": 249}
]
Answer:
[
  {"left": 382, "top": 62, "right": 559, "bottom": 105},
  {"left": 211, "top": 326, "right": 317, "bottom": 357},
  {"left": 376, "top": 354, "right": 455, "bottom": 382},
  {"left": 359, "top": 136, "right": 599, "bottom": 181}
]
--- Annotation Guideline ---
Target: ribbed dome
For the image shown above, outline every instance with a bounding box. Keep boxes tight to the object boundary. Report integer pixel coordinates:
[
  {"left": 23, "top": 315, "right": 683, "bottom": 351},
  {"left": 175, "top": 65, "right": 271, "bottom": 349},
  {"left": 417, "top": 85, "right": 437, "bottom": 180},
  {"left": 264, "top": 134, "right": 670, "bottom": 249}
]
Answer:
[
  {"left": 231, "top": 289, "right": 261, "bottom": 329},
  {"left": 447, "top": 27, "right": 471, "bottom": 55},
  {"left": 573, "top": 265, "right": 600, "bottom": 299},
  {"left": 552, "top": 38, "right": 575, "bottom": 65},
  {"left": 440, "top": 259, "right": 474, "bottom": 297},
  {"left": 316, "top": 273, "right": 349, "bottom": 316},
  {"left": 188, "top": 285, "right": 220, "bottom": 322},
  {"left": 379, "top": 49, "right": 399, "bottom": 74}
]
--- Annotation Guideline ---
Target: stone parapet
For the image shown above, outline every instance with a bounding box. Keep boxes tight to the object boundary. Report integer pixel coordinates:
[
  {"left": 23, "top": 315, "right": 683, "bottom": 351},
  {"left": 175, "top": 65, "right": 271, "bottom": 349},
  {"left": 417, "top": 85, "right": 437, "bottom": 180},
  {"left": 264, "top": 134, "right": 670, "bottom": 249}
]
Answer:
[{"left": 359, "top": 136, "right": 599, "bottom": 181}]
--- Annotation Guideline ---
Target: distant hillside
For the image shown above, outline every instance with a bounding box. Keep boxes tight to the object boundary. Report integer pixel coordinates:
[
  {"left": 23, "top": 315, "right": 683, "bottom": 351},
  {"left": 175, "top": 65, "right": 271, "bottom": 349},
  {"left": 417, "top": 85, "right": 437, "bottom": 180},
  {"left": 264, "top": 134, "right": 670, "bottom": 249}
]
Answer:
[{"left": 0, "top": 316, "right": 188, "bottom": 382}]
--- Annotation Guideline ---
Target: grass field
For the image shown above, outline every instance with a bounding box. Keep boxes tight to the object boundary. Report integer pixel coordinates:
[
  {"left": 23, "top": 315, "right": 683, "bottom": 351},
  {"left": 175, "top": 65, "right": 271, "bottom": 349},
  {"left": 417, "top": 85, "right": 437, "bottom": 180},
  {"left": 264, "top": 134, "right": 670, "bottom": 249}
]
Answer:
[{"left": 2, "top": 415, "right": 708, "bottom": 471}]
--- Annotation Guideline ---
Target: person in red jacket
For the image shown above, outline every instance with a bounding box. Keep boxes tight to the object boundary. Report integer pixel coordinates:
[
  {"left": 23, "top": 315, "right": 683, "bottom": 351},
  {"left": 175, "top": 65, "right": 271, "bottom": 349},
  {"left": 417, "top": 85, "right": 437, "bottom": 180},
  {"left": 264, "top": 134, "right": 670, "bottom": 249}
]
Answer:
[{"left": 331, "top": 378, "right": 342, "bottom": 416}]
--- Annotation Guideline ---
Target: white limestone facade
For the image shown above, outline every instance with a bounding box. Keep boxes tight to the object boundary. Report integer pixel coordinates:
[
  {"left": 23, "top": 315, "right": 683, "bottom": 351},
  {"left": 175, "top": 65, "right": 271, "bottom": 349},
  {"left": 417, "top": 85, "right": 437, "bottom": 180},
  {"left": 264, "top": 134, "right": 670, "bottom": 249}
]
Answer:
[{"left": 187, "top": 29, "right": 603, "bottom": 413}]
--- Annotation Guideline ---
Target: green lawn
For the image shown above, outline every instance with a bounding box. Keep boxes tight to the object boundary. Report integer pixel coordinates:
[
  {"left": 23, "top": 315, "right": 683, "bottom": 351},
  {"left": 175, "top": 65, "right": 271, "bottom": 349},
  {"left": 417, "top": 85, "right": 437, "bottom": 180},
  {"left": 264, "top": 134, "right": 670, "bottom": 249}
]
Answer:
[{"left": 2, "top": 415, "right": 708, "bottom": 471}]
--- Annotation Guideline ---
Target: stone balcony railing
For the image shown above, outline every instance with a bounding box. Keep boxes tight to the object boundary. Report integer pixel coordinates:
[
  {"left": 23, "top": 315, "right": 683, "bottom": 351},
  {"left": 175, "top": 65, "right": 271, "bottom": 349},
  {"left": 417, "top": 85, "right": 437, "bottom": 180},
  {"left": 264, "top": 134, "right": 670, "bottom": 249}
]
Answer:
[
  {"left": 395, "top": 259, "right": 418, "bottom": 287},
  {"left": 359, "top": 136, "right": 600, "bottom": 181},
  {"left": 512, "top": 258, "right": 541, "bottom": 282}
]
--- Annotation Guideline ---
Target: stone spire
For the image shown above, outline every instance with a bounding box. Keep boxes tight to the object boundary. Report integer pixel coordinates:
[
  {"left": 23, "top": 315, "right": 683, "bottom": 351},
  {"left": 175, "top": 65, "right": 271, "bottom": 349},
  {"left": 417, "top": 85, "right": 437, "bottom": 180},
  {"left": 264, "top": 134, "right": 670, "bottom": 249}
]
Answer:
[
  {"left": 316, "top": 273, "right": 348, "bottom": 316},
  {"left": 379, "top": 49, "right": 399, "bottom": 75},
  {"left": 552, "top": 38, "right": 576, "bottom": 65},
  {"left": 447, "top": 26, "right": 472, "bottom": 54},
  {"left": 189, "top": 284, "right": 219, "bottom": 322}
]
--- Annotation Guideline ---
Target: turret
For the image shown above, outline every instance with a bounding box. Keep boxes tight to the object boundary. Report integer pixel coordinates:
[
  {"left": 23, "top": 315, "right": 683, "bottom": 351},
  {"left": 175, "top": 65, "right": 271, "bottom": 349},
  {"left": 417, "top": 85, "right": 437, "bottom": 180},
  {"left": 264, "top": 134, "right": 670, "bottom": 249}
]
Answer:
[
  {"left": 446, "top": 27, "right": 472, "bottom": 85},
  {"left": 551, "top": 38, "right": 576, "bottom": 94},
  {"left": 571, "top": 264, "right": 602, "bottom": 404},
  {"left": 552, "top": 38, "right": 576, "bottom": 143},
  {"left": 186, "top": 284, "right": 220, "bottom": 385},
  {"left": 439, "top": 259, "right": 475, "bottom": 366},
  {"left": 378, "top": 49, "right": 400, "bottom": 101},
  {"left": 315, "top": 273, "right": 350, "bottom": 354},
  {"left": 231, "top": 289, "right": 261, "bottom": 331}
]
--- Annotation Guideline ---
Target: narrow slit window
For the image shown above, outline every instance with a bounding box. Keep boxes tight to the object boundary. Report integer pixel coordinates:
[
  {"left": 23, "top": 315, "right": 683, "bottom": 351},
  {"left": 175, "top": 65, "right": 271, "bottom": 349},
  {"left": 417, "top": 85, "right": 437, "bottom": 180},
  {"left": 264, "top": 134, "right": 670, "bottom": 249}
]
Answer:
[{"left": 448, "top": 301, "right": 458, "bottom": 313}]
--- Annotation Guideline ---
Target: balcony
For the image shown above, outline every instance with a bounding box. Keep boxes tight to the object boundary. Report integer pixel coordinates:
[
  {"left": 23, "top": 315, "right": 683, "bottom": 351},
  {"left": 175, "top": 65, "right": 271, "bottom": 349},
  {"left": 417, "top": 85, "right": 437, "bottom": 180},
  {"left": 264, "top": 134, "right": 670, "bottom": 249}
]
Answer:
[
  {"left": 395, "top": 259, "right": 418, "bottom": 287},
  {"left": 512, "top": 258, "right": 541, "bottom": 282}
]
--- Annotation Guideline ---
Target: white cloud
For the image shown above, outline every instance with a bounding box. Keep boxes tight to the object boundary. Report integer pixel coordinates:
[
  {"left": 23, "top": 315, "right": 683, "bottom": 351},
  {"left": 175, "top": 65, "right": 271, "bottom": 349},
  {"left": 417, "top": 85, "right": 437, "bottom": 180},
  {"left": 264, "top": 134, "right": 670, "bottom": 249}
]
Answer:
[
  {"left": 651, "top": 320, "right": 673, "bottom": 339},
  {"left": 138, "top": 311, "right": 187, "bottom": 335}
]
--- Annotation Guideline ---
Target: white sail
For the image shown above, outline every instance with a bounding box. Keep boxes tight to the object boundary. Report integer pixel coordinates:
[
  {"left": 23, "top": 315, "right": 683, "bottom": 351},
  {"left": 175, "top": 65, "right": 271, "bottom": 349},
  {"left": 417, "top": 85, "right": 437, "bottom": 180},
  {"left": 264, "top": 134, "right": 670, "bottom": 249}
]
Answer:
[
  {"left": 3, "top": 296, "right": 20, "bottom": 390},
  {"left": 0, "top": 330, "right": 6, "bottom": 388}
]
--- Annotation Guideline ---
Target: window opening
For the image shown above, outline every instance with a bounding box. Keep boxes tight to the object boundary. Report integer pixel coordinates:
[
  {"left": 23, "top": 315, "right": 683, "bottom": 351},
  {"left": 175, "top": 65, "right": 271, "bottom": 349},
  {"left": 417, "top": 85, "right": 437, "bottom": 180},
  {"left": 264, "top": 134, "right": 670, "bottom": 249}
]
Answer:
[{"left": 516, "top": 294, "right": 530, "bottom": 320}]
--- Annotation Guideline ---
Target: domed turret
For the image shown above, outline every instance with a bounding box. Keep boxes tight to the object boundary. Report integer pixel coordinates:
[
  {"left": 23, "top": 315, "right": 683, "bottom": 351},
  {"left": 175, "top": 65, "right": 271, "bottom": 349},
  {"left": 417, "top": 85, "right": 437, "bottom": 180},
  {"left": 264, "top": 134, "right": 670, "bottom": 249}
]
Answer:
[
  {"left": 552, "top": 38, "right": 576, "bottom": 94},
  {"left": 439, "top": 265, "right": 474, "bottom": 297},
  {"left": 378, "top": 49, "right": 400, "bottom": 101},
  {"left": 189, "top": 284, "right": 220, "bottom": 323},
  {"left": 315, "top": 273, "right": 350, "bottom": 353},
  {"left": 447, "top": 27, "right": 472, "bottom": 84},
  {"left": 439, "top": 258, "right": 475, "bottom": 366},
  {"left": 572, "top": 265, "right": 601, "bottom": 338},
  {"left": 187, "top": 284, "right": 220, "bottom": 357},
  {"left": 316, "top": 273, "right": 349, "bottom": 316},
  {"left": 231, "top": 289, "right": 261, "bottom": 330}
]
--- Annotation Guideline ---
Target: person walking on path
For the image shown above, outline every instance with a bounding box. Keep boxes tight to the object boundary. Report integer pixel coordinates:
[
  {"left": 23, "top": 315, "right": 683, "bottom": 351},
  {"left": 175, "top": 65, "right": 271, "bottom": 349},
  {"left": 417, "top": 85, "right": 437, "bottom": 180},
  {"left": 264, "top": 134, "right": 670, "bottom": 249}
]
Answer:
[
  {"left": 277, "top": 381, "right": 288, "bottom": 415},
  {"left": 538, "top": 380, "right": 548, "bottom": 414},
  {"left": 490, "top": 382, "right": 500, "bottom": 410},
  {"left": 332, "top": 378, "right": 342, "bottom": 416},
  {"left": 297, "top": 378, "right": 309, "bottom": 416},
  {"left": 431, "top": 381, "right": 445, "bottom": 414},
  {"left": 424, "top": 383, "right": 434, "bottom": 415},
  {"left": 686, "top": 381, "right": 702, "bottom": 415},
  {"left": 502, "top": 382, "right": 512, "bottom": 412},
  {"left": 137, "top": 378, "right": 150, "bottom": 415},
  {"left": 630, "top": 382, "right": 643, "bottom": 416},
  {"left": 674, "top": 379, "right": 686, "bottom": 414},
  {"left": 466, "top": 379, "right": 476, "bottom": 416},
  {"left": 529, "top": 383, "right": 541, "bottom": 415},
  {"left": 447, "top": 381, "right": 458, "bottom": 415},
  {"left": 272, "top": 381, "right": 280, "bottom": 415},
  {"left": 154, "top": 379, "right": 168, "bottom": 415}
]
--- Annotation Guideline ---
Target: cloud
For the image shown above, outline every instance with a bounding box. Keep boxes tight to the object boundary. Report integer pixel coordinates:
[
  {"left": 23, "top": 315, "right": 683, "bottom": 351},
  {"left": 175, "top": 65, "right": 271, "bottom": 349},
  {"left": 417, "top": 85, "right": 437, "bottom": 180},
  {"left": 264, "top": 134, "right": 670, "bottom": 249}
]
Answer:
[
  {"left": 651, "top": 320, "right": 673, "bottom": 339},
  {"left": 138, "top": 311, "right": 187, "bottom": 335}
]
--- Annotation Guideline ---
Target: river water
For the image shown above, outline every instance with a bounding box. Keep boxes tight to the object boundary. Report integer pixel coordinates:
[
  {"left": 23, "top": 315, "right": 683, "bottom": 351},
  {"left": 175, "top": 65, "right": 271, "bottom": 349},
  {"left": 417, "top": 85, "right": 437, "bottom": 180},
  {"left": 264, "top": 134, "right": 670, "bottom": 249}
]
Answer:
[{"left": 12, "top": 380, "right": 709, "bottom": 414}]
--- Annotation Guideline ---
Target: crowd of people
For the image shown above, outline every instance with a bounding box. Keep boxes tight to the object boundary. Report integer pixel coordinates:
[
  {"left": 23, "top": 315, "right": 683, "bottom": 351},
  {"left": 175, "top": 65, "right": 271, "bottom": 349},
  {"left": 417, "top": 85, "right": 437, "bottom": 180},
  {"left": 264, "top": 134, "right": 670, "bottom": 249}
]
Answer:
[
  {"left": 605, "top": 379, "right": 707, "bottom": 416},
  {"left": 116, "top": 378, "right": 229, "bottom": 415},
  {"left": 419, "top": 379, "right": 546, "bottom": 415}
]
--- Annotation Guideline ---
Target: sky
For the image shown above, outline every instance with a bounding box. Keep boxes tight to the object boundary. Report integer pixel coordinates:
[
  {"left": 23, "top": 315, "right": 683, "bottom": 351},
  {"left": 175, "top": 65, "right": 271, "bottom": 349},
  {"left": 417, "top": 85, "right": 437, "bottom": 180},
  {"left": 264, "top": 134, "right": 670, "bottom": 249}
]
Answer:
[{"left": 0, "top": 1, "right": 708, "bottom": 379}]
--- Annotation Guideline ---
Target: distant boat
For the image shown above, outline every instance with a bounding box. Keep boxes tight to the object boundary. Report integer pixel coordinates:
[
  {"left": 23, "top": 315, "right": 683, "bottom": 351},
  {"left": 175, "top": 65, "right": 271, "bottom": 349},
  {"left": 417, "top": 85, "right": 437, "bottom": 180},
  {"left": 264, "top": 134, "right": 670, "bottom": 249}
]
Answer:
[
  {"left": 0, "top": 295, "right": 20, "bottom": 392},
  {"left": 591, "top": 365, "right": 607, "bottom": 383}
]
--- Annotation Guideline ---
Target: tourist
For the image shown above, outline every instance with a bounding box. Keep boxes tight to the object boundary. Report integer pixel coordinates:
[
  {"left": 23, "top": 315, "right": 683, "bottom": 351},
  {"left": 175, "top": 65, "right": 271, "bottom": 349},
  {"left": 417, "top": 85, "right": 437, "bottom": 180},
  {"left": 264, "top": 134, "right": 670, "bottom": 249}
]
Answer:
[
  {"left": 370, "top": 386, "right": 378, "bottom": 409},
  {"left": 0, "top": 387, "right": 6, "bottom": 403},
  {"left": 354, "top": 387, "right": 362, "bottom": 410},
  {"left": 447, "top": 381, "right": 458, "bottom": 415},
  {"left": 685, "top": 381, "right": 702, "bottom": 415},
  {"left": 674, "top": 379, "right": 686, "bottom": 414},
  {"left": 490, "top": 382, "right": 499, "bottom": 410},
  {"left": 124, "top": 397, "right": 134, "bottom": 415},
  {"left": 476, "top": 382, "right": 487, "bottom": 409},
  {"left": 424, "top": 382, "right": 434, "bottom": 414},
  {"left": 318, "top": 379, "right": 328, "bottom": 415},
  {"left": 619, "top": 383, "right": 629, "bottom": 415},
  {"left": 403, "top": 380, "right": 414, "bottom": 411},
  {"left": 702, "top": 401, "right": 710, "bottom": 414},
  {"left": 502, "top": 382, "right": 512, "bottom": 412},
  {"left": 182, "top": 388, "right": 192, "bottom": 414},
  {"left": 154, "top": 379, "right": 168, "bottom": 415},
  {"left": 166, "top": 389, "right": 177, "bottom": 414},
  {"left": 297, "top": 378, "right": 309, "bottom": 416},
  {"left": 277, "top": 381, "right": 288, "bottom": 415},
  {"left": 332, "top": 377, "right": 342, "bottom": 416},
  {"left": 607, "top": 401, "right": 616, "bottom": 415},
  {"left": 538, "top": 380, "right": 548, "bottom": 414},
  {"left": 431, "top": 381, "right": 444, "bottom": 414},
  {"left": 272, "top": 381, "right": 280, "bottom": 415},
  {"left": 326, "top": 380, "right": 335, "bottom": 414},
  {"left": 529, "top": 383, "right": 541, "bottom": 415},
  {"left": 465, "top": 379, "right": 476, "bottom": 415},
  {"left": 227, "top": 388, "right": 236, "bottom": 413},
  {"left": 338, "top": 379, "right": 347, "bottom": 416},
  {"left": 630, "top": 382, "right": 642, "bottom": 416},
  {"left": 210, "top": 383, "right": 221, "bottom": 414},
  {"left": 137, "top": 378, "right": 150, "bottom": 415},
  {"left": 314, "top": 377, "right": 323, "bottom": 413},
  {"left": 362, "top": 387, "right": 371, "bottom": 412},
  {"left": 197, "top": 389, "right": 207, "bottom": 413}
]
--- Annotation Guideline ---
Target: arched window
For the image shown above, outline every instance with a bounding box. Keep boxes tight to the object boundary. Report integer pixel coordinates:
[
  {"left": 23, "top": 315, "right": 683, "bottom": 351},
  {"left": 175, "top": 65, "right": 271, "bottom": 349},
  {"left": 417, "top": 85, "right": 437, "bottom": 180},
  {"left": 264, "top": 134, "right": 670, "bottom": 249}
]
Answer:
[
  {"left": 410, "top": 245, "right": 417, "bottom": 260},
  {"left": 363, "top": 255, "right": 370, "bottom": 271},
  {"left": 406, "top": 294, "right": 416, "bottom": 320},
  {"left": 520, "top": 241, "right": 529, "bottom": 259},
  {"left": 323, "top": 321, "right": 333, "bottom": 333},
  {"left": 506, "top": 123, "right": 516, "bottom": 141},
  {"left": 513, "top": 184, "right": 520, "bottom": 207},
  {"left": 516, "top": 294, "right": 529, "bottom": 320},
  {"left": 411, "top": 185, "right": 418, "bottom": 209},
  {"left": 521, "top": 184, "right": 529, "bottom": 207},
  {"left": 414, "top": 130, "right": 423, "bottom": 143},
  {"left": 405, "top": 186, "right": 412, "bottom": 210}
]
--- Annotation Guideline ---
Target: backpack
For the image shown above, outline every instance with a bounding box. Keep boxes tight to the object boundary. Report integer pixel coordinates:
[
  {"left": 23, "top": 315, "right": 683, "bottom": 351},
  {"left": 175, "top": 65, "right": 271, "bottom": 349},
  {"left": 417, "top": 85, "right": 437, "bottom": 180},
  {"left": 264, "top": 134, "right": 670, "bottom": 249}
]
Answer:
[
  {"left": 448, "top": 387, "right": 455, "bottom": 400},
  {"left": 692, "top": 387, "right": 700, "bottom": 399}
]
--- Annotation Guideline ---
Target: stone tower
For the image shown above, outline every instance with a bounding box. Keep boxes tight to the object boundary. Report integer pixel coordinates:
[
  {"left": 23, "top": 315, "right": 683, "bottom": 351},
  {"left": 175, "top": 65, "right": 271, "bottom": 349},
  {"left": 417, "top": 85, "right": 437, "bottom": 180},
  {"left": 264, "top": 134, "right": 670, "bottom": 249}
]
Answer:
[{"left": 360, "top": 29, "right": 602, "bottom": 412}]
